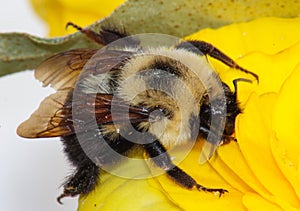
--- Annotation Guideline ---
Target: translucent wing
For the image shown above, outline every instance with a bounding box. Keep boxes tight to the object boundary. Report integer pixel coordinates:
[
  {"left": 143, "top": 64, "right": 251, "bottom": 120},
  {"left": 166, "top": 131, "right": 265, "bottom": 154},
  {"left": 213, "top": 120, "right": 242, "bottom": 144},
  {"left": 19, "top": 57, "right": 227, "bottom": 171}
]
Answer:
[
  {"left": 198, "top": 118, "right": 226, "bottom": 164},
  {"left": 34, "top": 48, "right": 133, "bottom": 90},
  {"left": 18, "top": 48, "right": 137, "bottom": 138},
  {"left": 198, "top": 142, "right": 219, "bottom": 164},
  {"left": 17, "top": 92, "right": 150, "bottom": 138},
  {"left": 17, "top": 89, "right": 73, "bottom": 138},
  {"left": 35, "top": 49, "right": 97, "bottom": 90},
  {"left": 71, "top": 93, "right": 150, "bottom": 134}
]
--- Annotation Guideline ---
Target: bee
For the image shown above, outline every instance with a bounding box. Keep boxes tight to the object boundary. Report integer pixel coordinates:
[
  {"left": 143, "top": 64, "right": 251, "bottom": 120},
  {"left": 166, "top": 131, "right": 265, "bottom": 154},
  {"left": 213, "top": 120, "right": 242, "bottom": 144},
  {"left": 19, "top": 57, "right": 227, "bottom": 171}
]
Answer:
[{"left": 17, "top": 23, "right": 258, "bottom": 203}]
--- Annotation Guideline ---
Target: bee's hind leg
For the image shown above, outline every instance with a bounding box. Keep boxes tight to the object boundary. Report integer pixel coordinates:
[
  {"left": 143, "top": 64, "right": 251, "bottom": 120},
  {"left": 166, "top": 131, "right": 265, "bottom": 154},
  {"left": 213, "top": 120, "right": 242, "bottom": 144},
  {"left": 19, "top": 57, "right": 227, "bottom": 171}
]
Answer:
[
  {"left": 57, "top": 162, "right": 99, "bottom": 204},
  {"left": 57, "top": 133, "right": 135, "bottom": 204}
]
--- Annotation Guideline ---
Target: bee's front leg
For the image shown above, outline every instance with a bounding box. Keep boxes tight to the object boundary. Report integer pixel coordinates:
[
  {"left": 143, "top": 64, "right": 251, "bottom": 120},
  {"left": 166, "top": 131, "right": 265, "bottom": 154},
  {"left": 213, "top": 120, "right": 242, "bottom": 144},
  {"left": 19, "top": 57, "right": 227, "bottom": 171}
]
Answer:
[{"left": 142, "top": 139, "right": 228, "bottom": 196}]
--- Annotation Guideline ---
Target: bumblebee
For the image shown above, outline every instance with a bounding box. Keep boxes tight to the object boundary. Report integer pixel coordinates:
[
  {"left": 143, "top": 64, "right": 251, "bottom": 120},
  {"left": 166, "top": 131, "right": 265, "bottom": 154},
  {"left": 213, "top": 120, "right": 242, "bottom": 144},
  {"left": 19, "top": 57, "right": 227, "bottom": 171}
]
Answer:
[{"left": 17, "top": 23, "right": 258, "bottom": 203}]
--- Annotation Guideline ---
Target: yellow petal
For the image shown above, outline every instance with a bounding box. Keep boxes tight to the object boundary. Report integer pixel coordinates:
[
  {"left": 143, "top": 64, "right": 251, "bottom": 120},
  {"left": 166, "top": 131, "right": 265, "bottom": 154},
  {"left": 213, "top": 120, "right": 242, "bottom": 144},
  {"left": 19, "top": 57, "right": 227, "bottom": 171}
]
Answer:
[
  {"left": 236, "top": 93, "right": 300, "bottom": 208},
  {"left": 59, "top": 0, "right": 124, "bottom": 14},
  {"left": 272, "top": 63, "right": 300, "bottom": 202},
  {"left": 185, "top": 18, "right": 300, "bottom": 57},
  {"left": 273, "top": 63, "right": 300, "bottom": 162},
  {"left": 238, "top": 42, "right": 300, "bottom": 95},
  {"left": 243, "top": 192, "right": 283, "bottom": 211},
  {"left": 270, "top": 134, "right": 300, "bottom": 204},
  {"left": 214, "top": 142, "right": 270, "bottom": 195},
  {"left": 209, "top": 147, "right": 253, "bottom": 194}
]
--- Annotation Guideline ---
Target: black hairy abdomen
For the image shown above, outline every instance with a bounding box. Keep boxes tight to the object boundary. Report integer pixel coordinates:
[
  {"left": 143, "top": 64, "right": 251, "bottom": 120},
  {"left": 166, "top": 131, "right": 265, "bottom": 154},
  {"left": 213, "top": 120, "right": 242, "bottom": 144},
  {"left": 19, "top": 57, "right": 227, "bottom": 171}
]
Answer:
[{"left": 61, "top": 130, "right": 135, "bottom": 168}]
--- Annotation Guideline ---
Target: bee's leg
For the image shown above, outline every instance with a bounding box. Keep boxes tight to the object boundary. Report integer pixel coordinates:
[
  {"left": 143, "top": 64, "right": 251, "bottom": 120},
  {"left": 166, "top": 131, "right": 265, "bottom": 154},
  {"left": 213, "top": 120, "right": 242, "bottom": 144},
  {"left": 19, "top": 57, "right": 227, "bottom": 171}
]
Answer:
[
  {"left": 66, "top": 22, "right": 105, "bottom": 45},
  {"left": 58, "top": 133, "right": 134, "bottom": 204},
  {"left": 66, "top": 22, "right": 138, "bottom": 46},
  {"left": 176, "top": 40, "right": 258, "bottom": 81},
  {"left": 142, "top": 139, "right": 228, "bottom": 196},
  {"left": 57, "top": 134, "right": 100, "bottom": 204},
  {"left": 57, "top": 162, "right": 99, "bottom": 204}
]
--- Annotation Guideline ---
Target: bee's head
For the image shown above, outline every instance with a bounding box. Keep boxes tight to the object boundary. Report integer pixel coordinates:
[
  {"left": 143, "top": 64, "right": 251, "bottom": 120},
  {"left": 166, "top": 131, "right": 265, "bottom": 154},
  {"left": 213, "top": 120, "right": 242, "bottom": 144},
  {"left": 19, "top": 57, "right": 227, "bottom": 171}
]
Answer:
[
  {"left": 221, "top": 82, "right": 241, "bottom": 135},
  {"left": 199, "top": 79, "right": 250, "bottom": 141}
]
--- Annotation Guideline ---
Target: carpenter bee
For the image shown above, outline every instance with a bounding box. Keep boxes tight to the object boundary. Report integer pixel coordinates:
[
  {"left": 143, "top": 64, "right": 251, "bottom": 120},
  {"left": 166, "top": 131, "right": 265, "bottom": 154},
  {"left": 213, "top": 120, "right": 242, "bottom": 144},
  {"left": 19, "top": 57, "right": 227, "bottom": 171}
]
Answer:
[{"left": 17, "top": 23, "right": 258, "bottom": 203}]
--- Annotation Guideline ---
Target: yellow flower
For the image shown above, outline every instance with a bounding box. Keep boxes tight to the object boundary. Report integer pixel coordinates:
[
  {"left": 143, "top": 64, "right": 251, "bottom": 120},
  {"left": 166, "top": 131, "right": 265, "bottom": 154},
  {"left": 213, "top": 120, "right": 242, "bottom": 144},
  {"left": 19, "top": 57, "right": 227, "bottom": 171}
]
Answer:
[
  {"left": 78, "top": 17, "right": 300, "bottom": 211},
  {"left": 30, "top": 0, "right": 125, "bottom": 36}
]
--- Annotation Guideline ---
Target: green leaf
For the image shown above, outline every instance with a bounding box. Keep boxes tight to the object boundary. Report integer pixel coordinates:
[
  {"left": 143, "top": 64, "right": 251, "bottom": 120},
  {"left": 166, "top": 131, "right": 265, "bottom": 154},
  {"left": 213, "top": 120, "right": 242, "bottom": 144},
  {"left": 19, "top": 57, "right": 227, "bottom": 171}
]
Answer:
[
  {"left": 0, "top": 32, "right": 100, "bottom": 77},
  {"left": 1, "top": 0, "right": 300, "bottom": 77},
  {"left": 102, "top": 0, "right": 300, "bottom": 36}
]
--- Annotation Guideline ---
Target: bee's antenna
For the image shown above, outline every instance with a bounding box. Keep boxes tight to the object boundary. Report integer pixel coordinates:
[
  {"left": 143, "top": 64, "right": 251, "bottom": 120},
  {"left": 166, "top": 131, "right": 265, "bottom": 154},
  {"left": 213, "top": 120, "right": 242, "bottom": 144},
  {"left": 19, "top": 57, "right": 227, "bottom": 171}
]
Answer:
[
  {"left": 176, "top": 40, "right": 259, "bottom": 83},
  {"left": 235, "top": 66, "right": 259, "bottom": 83},
  {"left": 232, "top": 78, "right": 252, "bottom": 100}
]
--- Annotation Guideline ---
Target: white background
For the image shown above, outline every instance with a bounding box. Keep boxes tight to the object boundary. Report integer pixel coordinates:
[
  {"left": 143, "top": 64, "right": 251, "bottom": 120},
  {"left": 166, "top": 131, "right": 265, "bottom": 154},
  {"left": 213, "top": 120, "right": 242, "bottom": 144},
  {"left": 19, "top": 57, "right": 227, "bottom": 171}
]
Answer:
[{"left": 0, "top": 0, "right": 78, "bottom": 210}]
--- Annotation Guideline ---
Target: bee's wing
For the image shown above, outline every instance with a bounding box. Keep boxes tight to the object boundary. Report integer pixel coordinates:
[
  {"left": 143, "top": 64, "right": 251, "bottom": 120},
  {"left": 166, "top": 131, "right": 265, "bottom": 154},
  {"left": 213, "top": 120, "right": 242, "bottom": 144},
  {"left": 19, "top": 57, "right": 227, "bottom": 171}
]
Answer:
[
  {"left": 69, "top": 93, "right": 150, "bottom": 133},
  {"left": 17, "top": 89, "right": 74, "bottom": 138},
  {"left": 18, "top": 48, "right": 138, "bottom": 138},
  {"left": 35, "top": 48, "right": 132, "bottom": 90},
  {"left": 35, "top": 49, "right": 98, "bottom": 90},
  {"left": 198, "top": 142, "right": 219, "bottom": 164},
  {"left": 17, "top": 92, "right": 149, "bottom": 138}
]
